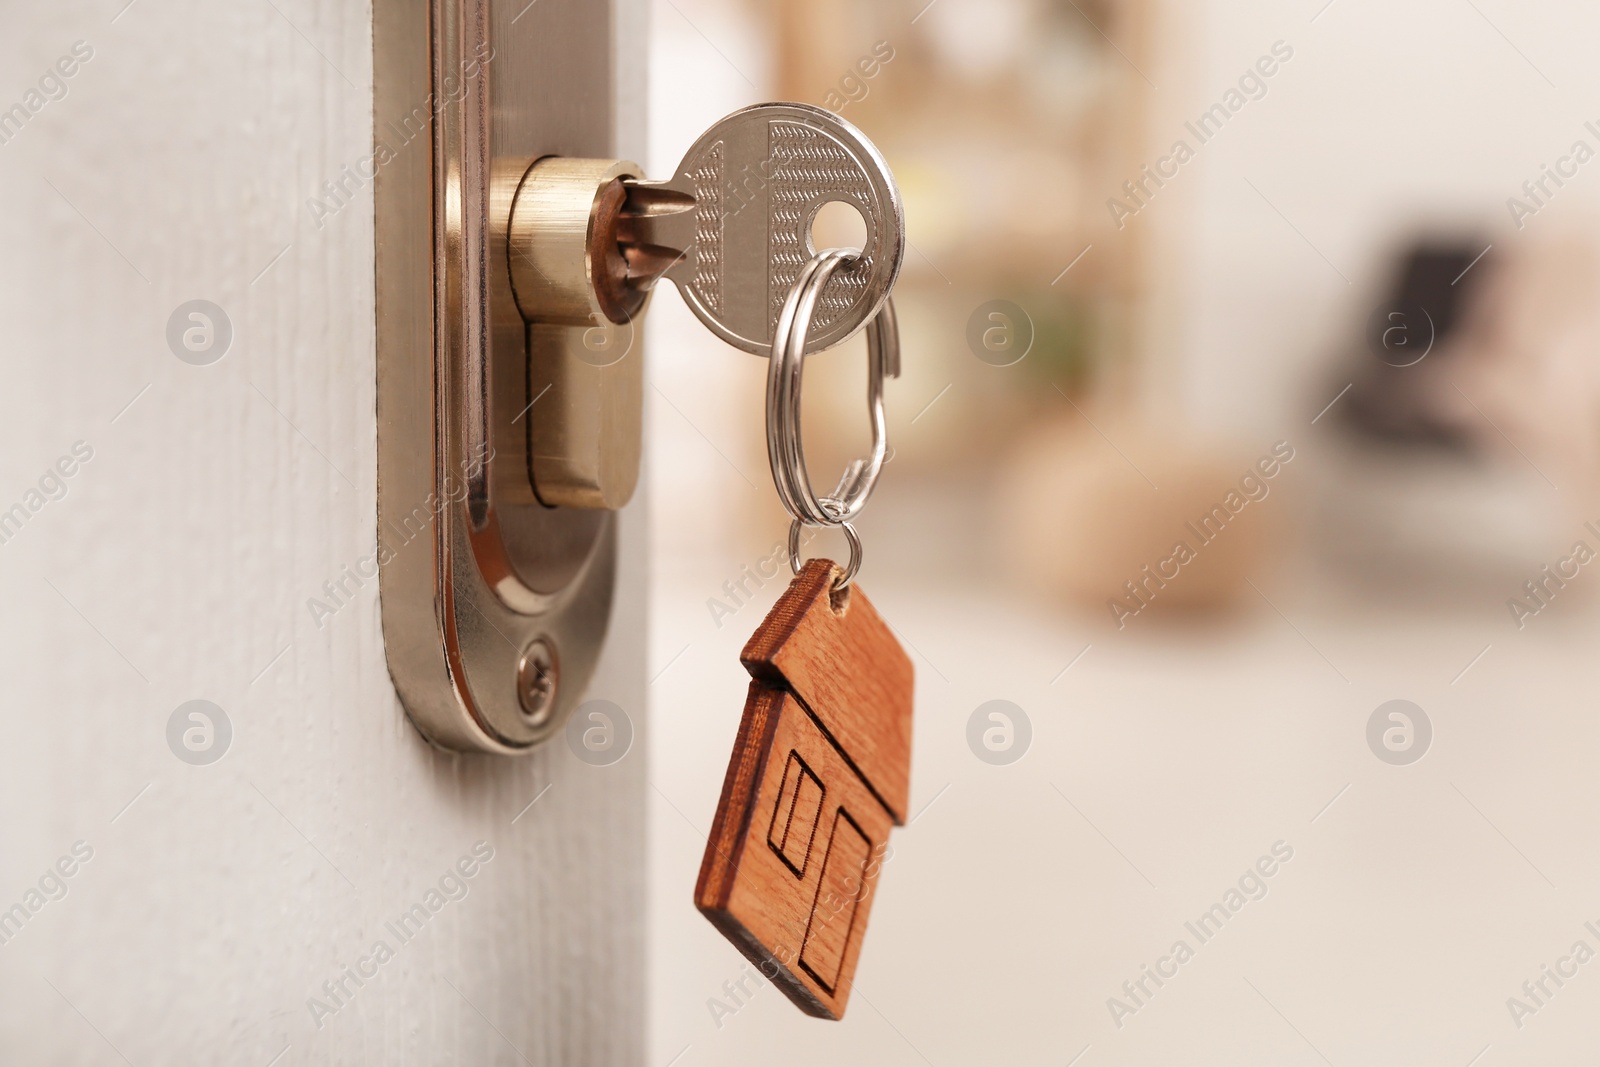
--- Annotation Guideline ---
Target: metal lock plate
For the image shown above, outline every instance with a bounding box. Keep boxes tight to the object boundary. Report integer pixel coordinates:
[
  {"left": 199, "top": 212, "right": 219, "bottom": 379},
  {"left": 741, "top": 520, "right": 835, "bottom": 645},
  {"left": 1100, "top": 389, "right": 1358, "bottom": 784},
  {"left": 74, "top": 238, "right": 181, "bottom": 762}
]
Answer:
[
  {"left": 373, "top": 0, "right": 628, "bottom": 753},
  {"left": 373, "top": 2, "right": 902, "bottom": 753}
]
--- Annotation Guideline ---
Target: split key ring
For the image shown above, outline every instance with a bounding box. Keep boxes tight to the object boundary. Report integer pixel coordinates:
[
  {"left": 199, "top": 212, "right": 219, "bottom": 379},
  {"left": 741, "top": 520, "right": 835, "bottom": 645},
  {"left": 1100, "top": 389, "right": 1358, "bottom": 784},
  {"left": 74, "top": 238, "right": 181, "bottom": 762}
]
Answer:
[
  {"left": 765, "top": 248, "right": 900, "bottom": 588},
  {"left": 765, "top": 246, "right": 899, "bottom": 534}
]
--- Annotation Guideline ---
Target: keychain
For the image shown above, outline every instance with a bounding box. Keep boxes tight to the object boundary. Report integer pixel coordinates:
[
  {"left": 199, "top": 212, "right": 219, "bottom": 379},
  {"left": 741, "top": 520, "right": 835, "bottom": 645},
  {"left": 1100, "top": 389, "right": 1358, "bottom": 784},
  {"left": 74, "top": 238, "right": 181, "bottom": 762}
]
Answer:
[{"left": 695, "top": 249, "right": 914, "bottom": 1020}]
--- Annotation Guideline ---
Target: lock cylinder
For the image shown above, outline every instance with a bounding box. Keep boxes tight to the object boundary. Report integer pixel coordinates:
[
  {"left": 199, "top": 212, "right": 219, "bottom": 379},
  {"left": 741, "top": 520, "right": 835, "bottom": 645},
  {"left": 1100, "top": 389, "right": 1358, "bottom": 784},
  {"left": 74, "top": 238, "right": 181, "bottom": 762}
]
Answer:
[
  {"left": 507, "top": 157, "right": 647, "bottom": 327},
  {"left": 502, "top": 156, "right": 675, "bottom": 511}
]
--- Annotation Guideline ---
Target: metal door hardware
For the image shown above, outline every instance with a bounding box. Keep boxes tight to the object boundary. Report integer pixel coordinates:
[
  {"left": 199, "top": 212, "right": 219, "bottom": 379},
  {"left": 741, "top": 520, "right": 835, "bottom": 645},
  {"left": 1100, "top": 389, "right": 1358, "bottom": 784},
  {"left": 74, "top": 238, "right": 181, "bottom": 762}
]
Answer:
[
  {"left": 375, "top": 0, "right": 904, "bottom": 755},
  {"left": 507, "top": 103, "right": 904, "bottom": 355},
  {"left": 505, "top": 157, "right": 647, "bottom": 511},
  {"left": 502, "top": 103, "right": 904, "bottom": 508},
  {"left": 375, "top": 1, "right": 622, "bottom": 755},
  {"left": 619, "top": 103, "right": 904, "bottom": 356}
]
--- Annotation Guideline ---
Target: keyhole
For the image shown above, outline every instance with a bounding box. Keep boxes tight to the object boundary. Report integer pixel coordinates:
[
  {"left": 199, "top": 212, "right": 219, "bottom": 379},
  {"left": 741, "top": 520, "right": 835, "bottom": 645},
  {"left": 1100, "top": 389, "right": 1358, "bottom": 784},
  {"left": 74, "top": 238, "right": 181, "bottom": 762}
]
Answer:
[{"left": 808, "top": 200, "right": 869, "bottom": 256}]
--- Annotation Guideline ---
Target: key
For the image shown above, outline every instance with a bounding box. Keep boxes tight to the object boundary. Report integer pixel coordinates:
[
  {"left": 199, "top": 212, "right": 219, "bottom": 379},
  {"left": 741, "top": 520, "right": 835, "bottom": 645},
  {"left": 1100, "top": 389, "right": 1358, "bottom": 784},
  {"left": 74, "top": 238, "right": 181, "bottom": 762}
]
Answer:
[
  {"left": 695, "top": 559, "right": 914, "bottom": 1019},
  {"left": 621, "top": 102, "right": 905, "bottom": 357}
]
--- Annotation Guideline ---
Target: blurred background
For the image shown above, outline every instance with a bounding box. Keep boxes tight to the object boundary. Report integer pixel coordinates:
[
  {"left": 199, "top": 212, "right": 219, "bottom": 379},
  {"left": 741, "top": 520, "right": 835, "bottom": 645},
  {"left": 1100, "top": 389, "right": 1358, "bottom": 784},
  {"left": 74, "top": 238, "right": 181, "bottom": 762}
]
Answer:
[{"left": 644, "top": 0, "right": 1600, "bottom": 1064}]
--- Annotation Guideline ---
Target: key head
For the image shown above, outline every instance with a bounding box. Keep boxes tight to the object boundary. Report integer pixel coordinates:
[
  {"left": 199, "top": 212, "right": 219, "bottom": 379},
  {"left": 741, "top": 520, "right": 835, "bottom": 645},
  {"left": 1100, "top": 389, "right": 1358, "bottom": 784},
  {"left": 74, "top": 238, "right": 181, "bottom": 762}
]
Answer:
[
  {"left": 697, "top": 682, "right": 896, "bottom": 1019},
  {"left": 657, "top": 103, "right": 904, "bottom": 356}
]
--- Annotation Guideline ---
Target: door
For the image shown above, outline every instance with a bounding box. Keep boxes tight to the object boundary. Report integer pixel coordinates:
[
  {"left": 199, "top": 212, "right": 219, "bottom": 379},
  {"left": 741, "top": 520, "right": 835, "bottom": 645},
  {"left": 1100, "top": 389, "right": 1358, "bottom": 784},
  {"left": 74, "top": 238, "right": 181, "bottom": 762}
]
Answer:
[{"left": 0, "top": 2, "right": 646, "bottom": 1063}]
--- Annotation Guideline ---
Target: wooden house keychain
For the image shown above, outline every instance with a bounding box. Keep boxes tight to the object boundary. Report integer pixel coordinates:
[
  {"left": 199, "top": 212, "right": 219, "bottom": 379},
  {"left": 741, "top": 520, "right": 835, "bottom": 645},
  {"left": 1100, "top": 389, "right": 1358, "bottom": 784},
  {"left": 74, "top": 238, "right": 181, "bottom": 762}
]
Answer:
[{"left": 695, "top": 249, "right": 914, "bottom": 1019}]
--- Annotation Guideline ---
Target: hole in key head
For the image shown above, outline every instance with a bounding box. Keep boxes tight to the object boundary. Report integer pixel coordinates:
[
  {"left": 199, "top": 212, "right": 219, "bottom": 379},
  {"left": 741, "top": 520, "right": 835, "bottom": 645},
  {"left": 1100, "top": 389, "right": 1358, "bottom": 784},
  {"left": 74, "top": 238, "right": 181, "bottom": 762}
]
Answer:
[{"left": 808, "top": 199, "right": 869, "bottom": 257}]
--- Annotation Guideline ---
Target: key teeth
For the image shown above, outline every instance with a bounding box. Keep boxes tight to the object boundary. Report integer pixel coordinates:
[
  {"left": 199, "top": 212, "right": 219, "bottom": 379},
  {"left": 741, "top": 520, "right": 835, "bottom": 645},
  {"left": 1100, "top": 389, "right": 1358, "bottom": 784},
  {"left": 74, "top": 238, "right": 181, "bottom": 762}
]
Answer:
[
  {"left": 620, "top": 180, "right": 695, "bottom": 218},
  {"left": 622, "top": 243, "right": 687, "bottom": 288},
  {"left": 617, "top": 180, "right": 694, "bottom": 295}
]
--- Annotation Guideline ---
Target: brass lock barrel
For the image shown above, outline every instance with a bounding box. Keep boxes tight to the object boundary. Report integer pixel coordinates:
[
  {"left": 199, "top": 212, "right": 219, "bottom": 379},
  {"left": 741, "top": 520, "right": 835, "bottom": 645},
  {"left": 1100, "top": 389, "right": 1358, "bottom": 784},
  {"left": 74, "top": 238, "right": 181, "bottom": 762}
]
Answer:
[{"left": 503, "top": 157, "right": 662, "bottom": 510}]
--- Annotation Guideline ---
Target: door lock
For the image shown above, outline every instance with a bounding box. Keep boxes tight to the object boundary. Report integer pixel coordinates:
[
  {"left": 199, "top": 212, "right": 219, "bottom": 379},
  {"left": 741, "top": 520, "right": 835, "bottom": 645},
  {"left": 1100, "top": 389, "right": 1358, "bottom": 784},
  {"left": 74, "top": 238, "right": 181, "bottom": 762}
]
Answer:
[
  {"left": 376, "top": 0, "right": 903, "bottom": 754},
  {"left": 503, "top": 102, "right": 903, "bottom": 512},
  {"left": 505, "top": 157, "right": 649, "bottom": 510}
]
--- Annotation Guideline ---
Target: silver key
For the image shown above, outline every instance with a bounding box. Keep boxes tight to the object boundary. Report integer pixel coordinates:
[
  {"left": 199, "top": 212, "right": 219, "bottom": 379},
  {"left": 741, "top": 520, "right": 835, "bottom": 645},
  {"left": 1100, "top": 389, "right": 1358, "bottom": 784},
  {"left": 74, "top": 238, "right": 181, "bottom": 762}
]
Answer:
[{"left": 624, "top": 103, "right": 904, "bottom": 356}]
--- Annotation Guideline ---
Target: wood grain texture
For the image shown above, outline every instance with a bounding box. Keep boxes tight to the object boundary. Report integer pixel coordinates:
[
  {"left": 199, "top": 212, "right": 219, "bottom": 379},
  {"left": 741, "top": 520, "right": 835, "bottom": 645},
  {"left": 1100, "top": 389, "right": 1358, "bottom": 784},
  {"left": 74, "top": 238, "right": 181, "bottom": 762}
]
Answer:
[
  {"left": 696, "top": 685, "right": 895, "bottom": 1019},
  {"left": 741, "top": 559, "right": 914, "bottom": 822},
  {"left": 699, "top": 562, "right": 914, "bottom": 1018},
  {"left": 0, "top": 2, "right": 645, "bottom": 1063}
]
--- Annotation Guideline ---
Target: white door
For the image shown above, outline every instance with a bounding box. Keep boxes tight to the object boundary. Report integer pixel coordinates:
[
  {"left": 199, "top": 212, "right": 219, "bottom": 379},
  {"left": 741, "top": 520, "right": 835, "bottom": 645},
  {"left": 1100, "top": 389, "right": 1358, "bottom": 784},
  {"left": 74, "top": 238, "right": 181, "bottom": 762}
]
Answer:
[{"left": 0, "top": 2, "right": 646, "bottom": 1063}]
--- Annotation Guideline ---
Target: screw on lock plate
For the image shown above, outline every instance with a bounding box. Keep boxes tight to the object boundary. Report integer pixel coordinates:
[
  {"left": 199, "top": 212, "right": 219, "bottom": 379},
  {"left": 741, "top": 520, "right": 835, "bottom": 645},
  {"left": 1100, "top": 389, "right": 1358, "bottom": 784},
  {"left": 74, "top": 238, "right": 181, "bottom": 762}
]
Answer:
[{"left": 516, "top": 638, "right": 558, "bottom": 726}]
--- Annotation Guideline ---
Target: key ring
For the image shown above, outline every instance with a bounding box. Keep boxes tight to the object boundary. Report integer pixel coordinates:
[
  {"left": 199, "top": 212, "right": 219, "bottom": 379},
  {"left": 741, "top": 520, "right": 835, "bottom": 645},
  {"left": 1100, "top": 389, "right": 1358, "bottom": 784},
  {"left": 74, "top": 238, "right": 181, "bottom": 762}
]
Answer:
[
  {"left": 765, "top": 248, "right": 899, "bottom": 585},
  {"left": 788, "top": 509, "right": 863, "bottom": 588},
  {"left": 766, "top": 248, "right": 898, "bottom": 588}
]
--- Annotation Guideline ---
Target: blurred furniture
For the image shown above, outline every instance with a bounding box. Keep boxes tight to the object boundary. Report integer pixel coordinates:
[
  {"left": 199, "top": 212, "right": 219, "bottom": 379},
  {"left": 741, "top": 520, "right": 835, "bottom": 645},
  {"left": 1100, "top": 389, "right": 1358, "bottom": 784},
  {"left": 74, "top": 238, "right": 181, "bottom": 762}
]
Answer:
[{"left": 764, "top": 0, "right": 1154, "bottom": 474}]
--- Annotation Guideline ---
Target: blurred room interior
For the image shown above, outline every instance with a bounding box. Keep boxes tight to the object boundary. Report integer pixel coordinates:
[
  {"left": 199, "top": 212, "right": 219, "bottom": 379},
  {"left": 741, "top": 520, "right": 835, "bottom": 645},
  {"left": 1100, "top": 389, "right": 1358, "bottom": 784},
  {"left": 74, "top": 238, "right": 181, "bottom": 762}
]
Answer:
[{"left": 645, "top": 1, "right": 1600, "bottom": 1064}]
